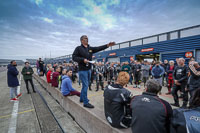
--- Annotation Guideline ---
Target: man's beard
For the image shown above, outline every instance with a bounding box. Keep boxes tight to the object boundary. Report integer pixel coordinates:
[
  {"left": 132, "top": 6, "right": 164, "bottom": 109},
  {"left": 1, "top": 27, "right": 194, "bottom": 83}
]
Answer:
[{"left": 13, "top": 64, "right": 17, "bottom": 66}]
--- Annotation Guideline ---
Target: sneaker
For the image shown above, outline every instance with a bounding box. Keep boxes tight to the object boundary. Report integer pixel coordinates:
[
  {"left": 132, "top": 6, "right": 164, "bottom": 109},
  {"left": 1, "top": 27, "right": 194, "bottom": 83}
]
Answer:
[
  {"left": 84, "top": 103, "right": 94, "bottom": 108},
  {"left": 10, "top": 98, "right": 18, "bottom": 101},
  {"left": 80, "top": 100, "right": 83, "bottom": 103},
  {"left": 171, "top": 103, "right": 180, "bottom": 107},
  {"left": 33, "top": 90, "right": 36, "bottom": 93},
  {"left": 16, "top": 93, "right": 22, "bottom": 98},
  {"left": 138, "top": 85, "right": 141, "bottom": 89},
  {"left": 27, "top": 92, "right": 31, "bottom": 94}
]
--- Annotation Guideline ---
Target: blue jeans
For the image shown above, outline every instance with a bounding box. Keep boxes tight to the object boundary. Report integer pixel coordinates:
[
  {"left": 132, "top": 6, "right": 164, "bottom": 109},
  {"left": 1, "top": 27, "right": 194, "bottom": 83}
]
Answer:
[
  {"left": 79, "top": 70, "right": 91, "bottom": 105},
  {"left": 10, "top": 87, "right": 18, "bottom": 99}
]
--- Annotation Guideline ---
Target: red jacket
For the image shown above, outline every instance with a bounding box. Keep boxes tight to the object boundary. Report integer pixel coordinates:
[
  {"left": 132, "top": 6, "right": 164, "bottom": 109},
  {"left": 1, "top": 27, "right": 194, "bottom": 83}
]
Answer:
[
  {"left": 51, "top": 72, "right": 60, "bottom": 87},
  {"left": 46, "top": 70, "right": 52, "bottom": 83}
]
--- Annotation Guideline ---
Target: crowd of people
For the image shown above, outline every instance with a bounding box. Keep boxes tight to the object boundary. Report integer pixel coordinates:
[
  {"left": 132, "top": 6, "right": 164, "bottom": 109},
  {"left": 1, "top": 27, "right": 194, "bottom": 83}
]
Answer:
[
  {"left": 34, "top": 56, "right": 200, "bottom": 133},
  {"left": 7, "top": 35, "right": 200, "bottom": 133}
]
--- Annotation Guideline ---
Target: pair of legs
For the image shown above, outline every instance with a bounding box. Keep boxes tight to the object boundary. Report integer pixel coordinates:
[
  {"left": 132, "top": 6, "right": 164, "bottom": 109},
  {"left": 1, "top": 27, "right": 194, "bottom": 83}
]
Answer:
[
  {"left": 172, "top": 83, "right": 188, "bottom": 107},
  {"left": 79, "top": 70, "right": 91, "bottom": 105},
  {"left": 25, "top": 79, "right": 35, "bottom": 93},
  {"left": 10, "top": 87, "right": 19, "bottom": 99},
  {"left": 153, "top": 77, "right": 163, "bottom": 94},
  {"left": 65, "top": 90, "right": 80, "bottom": 97},
  {"left": 167, "top": 78, "right": 174, "bottom": 94},
  {"left": 143, "top": 77, "right": 149, "bottom": 87},
  {"left": 134, "top": 74, "right": 141, "bottom": 87}
]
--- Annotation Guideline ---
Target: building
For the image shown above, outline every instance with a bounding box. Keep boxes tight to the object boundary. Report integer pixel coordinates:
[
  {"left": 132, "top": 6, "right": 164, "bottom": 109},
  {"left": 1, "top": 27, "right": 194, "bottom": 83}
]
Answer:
[
  {"left": 0, "top": 59, "right": 24, "bottom": 67},
  {"left": 48, "top": 25, "right": 200, "bottom": 64}
]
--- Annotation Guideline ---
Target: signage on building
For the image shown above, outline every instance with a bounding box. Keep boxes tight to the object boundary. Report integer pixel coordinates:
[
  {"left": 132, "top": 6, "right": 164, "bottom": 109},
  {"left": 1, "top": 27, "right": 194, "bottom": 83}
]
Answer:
[
  {"left": 185, "top": 52, "right": 193, "bottom": 58},
  {"left": 130, "top": 56, "right": 134, "bottom": 61},
  {"left": 109, "top": 53, "right": 116, "bottom": 56},
  {"left": 141, "top": 48, "right": 154, "bottom": 52}
]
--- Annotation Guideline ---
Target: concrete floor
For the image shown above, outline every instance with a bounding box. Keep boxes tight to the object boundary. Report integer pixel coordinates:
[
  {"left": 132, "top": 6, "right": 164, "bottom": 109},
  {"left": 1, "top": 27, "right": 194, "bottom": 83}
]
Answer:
[
  {"left": 0, "top": 69, "right": 84, "bottom": 133},
  {"left": 73, "top": 80, "right": 183, "bottom": 110}
]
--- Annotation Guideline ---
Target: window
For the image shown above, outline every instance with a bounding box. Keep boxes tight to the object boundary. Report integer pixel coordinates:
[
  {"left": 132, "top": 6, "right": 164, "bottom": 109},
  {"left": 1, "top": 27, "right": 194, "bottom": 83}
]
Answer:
[
  {"left": 120, "top": 42, "right": 129, "bottom": 48},
  {"left": 143, "top": 36, "right": 157, "bottom": 44},
  {"left": 170, "top": 32, "right": 178, "bottom": 40},
  {"left": 181, "top": 27, "right": 200, "bottom": 38},
  {"left": 159, "top": 34, "right": 167, "bottom": 42},
  {"left": 112, "top": 44, "right": 119, "bottom": 50},
  {"left": 131, "top": 40, "right": 142, "bottom": 46}
]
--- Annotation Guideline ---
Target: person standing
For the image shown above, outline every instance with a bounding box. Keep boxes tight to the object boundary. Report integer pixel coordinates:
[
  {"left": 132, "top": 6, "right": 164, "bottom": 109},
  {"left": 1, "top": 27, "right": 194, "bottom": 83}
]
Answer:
[
  {"left": 21, "top": 62, "right": 36, "bottom": 94},
  {"left": 141, "top": 61, "right": 150, "bottom": 87},
  {"left": 38, "top": 58, "right": 44, "bottom": 76},
  {"left": 171, "top": 58, "right": 188, "bottom": 108},
  {"left": 7, "top": 60, "right": 22, "bottom": 101},
  {"left": 51, "top": 67, "right": 60, "bottom": 87},
  {"left": 151, "top": 61, "right": 165, "bottom": 92},
  {"left": 133, "top": 61, "right": 142, "bottom": 88},
  {"left": 95, "top": 62, "right": 104, "bottom": 91},
  {"left": 166, "top": 60, "right": 175, "bottom": 94},
  {"left": 188, "top": 61, "right": 200, "bottom": 98},
  {"left": 46, "top": 67, "right": 54, "bottom": 83},
  {"left": 72, "top": 35, "right": 115, "bottom": 108}
]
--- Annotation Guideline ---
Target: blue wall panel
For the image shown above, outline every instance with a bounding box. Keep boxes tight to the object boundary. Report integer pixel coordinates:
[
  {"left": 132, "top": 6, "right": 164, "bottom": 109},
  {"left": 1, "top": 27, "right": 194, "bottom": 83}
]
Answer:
[{"left": 94, "top": 35, "right": 200, "bottom": 61}]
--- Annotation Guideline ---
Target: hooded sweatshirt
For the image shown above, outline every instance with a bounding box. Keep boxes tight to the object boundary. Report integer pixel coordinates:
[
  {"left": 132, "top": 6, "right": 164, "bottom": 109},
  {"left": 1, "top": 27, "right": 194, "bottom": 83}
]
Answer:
[
  {"left": 7, "top": 64, "right": 19, "bottom": 87},
  {"left": 61, "top": 75, "right": 75, "bottom": 96}
]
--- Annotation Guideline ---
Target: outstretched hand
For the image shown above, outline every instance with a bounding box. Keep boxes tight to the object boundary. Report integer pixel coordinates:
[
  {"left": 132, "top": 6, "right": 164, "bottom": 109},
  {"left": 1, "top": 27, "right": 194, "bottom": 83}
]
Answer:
[{"left": 107, "top": 42, "right": 116, "bottom": 47}]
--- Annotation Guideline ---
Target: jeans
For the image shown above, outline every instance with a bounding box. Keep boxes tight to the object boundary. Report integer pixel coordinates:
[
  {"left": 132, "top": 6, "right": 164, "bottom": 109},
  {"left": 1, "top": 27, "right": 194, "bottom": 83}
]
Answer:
[
  {"left": 10, "top": 87, "right": 18, "bottom": 99},
  {"left": 153, "top": 77, "right": 162, "bottom": 86},
  {"left": 79, "top": 70, "right": 91, "bottom": 105}
]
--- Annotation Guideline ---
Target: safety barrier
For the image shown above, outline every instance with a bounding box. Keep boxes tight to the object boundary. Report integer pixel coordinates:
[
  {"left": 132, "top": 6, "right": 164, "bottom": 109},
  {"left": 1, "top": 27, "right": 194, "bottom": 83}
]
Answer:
[{"left": 33, "top": 74, "right": 131, "bottom": 133}]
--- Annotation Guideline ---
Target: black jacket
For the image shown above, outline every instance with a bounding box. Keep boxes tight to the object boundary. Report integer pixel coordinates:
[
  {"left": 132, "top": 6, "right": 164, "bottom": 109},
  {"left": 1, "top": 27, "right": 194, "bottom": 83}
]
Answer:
[
  {"left": 171, "top": 107, "right": 200, "bottom": 133},
  {"left": 173, "top": 65, "right": 188, "bottom": 83},
  {"left": 131, "top": 92, "right": 172, "bottom": 133},
  {"left": 189, "top": 66, "right": 200, "bottom": 88},
  {"left": 104, "top": 84, "right": 132, "bottom": 128},
  {"left": 72, "top": 44, "right": 108, "bottom": 71}
]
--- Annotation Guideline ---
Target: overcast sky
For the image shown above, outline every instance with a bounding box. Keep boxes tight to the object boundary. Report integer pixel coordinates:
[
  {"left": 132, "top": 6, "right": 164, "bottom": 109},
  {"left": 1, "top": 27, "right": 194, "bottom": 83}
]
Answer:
[{"left": 0, "top": 0, "right": 200, "bottom": 60}]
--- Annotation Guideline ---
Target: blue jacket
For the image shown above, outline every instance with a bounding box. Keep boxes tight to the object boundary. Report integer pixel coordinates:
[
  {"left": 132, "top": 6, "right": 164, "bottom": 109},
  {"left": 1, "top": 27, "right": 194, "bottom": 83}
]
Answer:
[
  {"left": 7, "top": 64, "right": 19, "bottom": 87},
  {"left": 61, "top": 75, "right": 75, "bottom": 96},
  {"left": 151, "top": 65, "right": 165, "bottom": 79}
]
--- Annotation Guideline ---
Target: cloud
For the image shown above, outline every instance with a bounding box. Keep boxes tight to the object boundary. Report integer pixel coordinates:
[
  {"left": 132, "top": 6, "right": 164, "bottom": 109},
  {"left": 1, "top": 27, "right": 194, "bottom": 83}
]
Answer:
[
  {"left": 42, "top": 17, "right": 53, "bottom": 23},
  {"left": 35, "top": 0, "right": 43, "bottom": 6},
  {"left": 55, "top": 0, "right": 117, "bottom": 30},
  {"left": 51, "top": 32, "right": 63, "bottom": 36}
]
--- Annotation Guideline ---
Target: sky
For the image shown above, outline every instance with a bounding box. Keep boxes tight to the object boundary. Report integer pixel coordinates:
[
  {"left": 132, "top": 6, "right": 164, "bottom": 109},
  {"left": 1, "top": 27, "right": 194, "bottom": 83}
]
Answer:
[{"left": 0, "top": 0, "right": 200, "bottom": 60}]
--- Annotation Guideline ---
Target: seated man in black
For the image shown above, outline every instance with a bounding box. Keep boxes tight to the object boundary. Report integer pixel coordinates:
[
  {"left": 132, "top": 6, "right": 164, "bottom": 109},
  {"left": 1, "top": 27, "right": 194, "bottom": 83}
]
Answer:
[
  {"left": 171, "top": 88, "right": 200, "bottom": 133},
  {"left": 131, "top": 79, "right": 172, "bottom": 133},
  {"left": 104, "top": 71, "right": 132, "bottom": 128}
]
